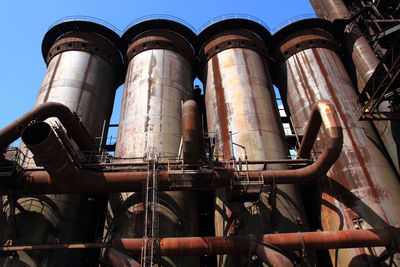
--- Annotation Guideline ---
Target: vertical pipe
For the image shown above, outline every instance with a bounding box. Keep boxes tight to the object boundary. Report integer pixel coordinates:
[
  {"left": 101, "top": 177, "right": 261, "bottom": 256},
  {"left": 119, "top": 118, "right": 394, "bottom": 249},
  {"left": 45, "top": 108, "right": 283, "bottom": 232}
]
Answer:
[
  {"left": 182, "top": 100, "right": 203, "bottom": 165},
  {"left": 309, "top": 0, "right": 400, "bottom": 176},
  {"left": 1, "top": 20, "right": 123, "bottom": 267},
  {"left": 112, "top": 20, "right": 199, "bottom": 267},
  {"left": 198, "top": 20, "right": 310, "bottom": 267},
  {"left": 271, "top": 19, "right": 400, "bottom": 267}
]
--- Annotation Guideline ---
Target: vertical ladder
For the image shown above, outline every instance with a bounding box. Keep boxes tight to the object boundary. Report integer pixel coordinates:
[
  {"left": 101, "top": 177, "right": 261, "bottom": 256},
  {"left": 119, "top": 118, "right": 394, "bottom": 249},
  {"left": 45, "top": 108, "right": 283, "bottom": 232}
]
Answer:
[{"left": 142, "top": 157, "right": 159, "bottom": 266}]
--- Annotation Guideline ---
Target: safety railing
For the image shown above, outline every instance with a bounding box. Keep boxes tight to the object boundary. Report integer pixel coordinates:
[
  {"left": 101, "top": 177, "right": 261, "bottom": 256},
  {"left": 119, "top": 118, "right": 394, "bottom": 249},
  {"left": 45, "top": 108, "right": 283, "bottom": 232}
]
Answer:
[
  {"left": 198, "top": 13, "right": 270, "bottom": 33},
  {"left": 271, "top": 13, "right": 317, "bottom": 33},
  {"left": 123, "top": 14, "right": 197, "bottom": 34},
  {"left": 48, "top": 15, "right": 121, "bottom": 35}
]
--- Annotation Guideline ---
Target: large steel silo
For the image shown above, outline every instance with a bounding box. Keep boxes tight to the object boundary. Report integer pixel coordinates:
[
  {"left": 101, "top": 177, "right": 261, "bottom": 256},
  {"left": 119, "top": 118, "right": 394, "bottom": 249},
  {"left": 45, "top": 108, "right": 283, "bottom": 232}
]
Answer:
[
  {"left": 2, "top": 18, "right": 124, "bottom": 267},
  {"left": 111, "top": 17, "right": 199, "bottom": 267},
  {"left": 197, "top": 18, "right": 309, "bottom": 267},
  {"left": 309, "top": 0, "right": 400, "bottom": 179},
  {"left": 271, "top": 18, "right": 400, "bottom": 267}
]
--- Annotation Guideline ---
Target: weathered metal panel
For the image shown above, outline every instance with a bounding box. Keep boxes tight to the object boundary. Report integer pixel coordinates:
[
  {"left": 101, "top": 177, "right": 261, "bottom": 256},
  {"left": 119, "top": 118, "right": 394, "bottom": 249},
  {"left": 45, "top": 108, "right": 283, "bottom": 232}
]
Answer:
[
  {"left": 201, "top": 29, "right": 309, "bottom": 266},
  {"left": 273, "top": 22, "right": 400, "bottom": 266},
  {"left": 1, "top": 27, "right": 121, "bottom": 267},
  {"left": 115, "top": 49, "right": 192, "bottom": 158},
  {"left": 309, "top": 0, "right": 400, "bottom": 175},
  {"left": 36, "top": 50, "right": 117, "bottom": 138},
  {"left": 113, "top": 27, "right": 198, "bottom": 267}
]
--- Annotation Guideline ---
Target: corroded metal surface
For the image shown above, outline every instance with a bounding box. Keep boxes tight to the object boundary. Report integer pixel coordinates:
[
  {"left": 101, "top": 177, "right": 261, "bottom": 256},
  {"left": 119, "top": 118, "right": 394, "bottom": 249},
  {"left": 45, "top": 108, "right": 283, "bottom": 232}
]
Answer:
[
  {"left": 0, "top": 102, "right": 95, "bottom": 153},
  {"left": 200, "top": 27, "right": 309, "bottom": 266},
  {"left": 36, "top": 34, "right": 119, "bottom": 140},
  {"left": 115, "top": 49, "right": 193, "bottom": 159},
  {"left": 309, "top": 0, "right": 400, "bottom": 175},
  {"left": 309, "top": 0, "right": 379, "bottom": 89},
  {"left": 1, "top": 24, "right": 122, "bottom": 267},
  {"left": 126, "top": 29, "right": 195, "bottom": 65},
  {"left": 21, "top": 122, "right": 75, "bottom": 175},
  {"left": 2, "top": 227, "right": 399, "bottom": 254},
  {"left": 2, "top": 100, "right": 343, "bottom": 195},
  {"left": 182, "top": 100, "right": 203, "bottom": 164},
  {"left": 272, "top": 22, "right": 400, "bottom": 266},
  {"left": 113, "top": 27, "right": 198, "bottom": 267},
  {"left": 113, "top": 228, "right": 400, "bottom": 256}
]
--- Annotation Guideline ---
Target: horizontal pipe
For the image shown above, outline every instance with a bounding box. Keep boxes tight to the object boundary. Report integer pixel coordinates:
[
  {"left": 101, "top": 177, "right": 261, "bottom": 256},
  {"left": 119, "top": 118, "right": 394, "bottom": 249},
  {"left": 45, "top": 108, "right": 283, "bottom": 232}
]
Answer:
[
  {"left": 1, "top": 100, "right": 342, "bottom": 194},
  {"left": 112, "top": 228, "right": 400, "bottom": 256},
  {"left": 237, "top": 100, "right": 343, "bottom": 183},
  {"left": 0, "top": 102, "right": 96, "bottom": 152},
  {"left": 0, "top": 243, "right": 105, "bottom": 251},
  {"left": 10, "top": 169, "right": 229, "bottom": 194},
  {"left": 90, "top": 158, "right": 313, "bottom": 167},
  {"left": 1, "top": 228, "right": 398, "bottom": 255}
]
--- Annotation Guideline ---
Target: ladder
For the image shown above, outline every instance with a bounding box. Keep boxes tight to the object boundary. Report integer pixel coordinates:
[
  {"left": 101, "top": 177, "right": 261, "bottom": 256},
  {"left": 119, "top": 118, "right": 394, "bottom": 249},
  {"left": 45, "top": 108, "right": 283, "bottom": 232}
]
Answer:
[{"left": 142, "top": 158, "right": 160, "bottom": 266}]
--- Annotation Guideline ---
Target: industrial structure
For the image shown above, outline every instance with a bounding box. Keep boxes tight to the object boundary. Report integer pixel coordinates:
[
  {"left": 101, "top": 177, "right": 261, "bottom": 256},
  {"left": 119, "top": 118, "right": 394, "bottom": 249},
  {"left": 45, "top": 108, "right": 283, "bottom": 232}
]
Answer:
[{"left": 0, "top": 0, "right": 399, "bottom": 266}]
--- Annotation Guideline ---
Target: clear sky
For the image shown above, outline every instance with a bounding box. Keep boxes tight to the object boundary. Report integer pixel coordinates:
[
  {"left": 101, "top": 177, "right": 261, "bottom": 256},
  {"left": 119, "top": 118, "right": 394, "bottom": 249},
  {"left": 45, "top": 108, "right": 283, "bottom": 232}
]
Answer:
[{"left": 0, "top": 0, "right": 314, "bottom": 143}]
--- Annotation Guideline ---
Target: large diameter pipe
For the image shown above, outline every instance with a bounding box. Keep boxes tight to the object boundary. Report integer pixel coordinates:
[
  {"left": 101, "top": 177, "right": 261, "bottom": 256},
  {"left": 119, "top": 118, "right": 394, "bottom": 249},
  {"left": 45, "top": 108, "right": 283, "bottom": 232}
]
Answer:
[
  {"left": 1, "top": 21, "right": 124, "bottom": 267},
  {"left": 112, "top": 228, "right": 400, "bottom": 256},
  {"left": 271, "top": 19, "right": 400, "bottom": 266},
  {"left": 2, "top": 100, "right": 343, "bottom": 194},
  {"left": 310, "top": 0, "right": 400, "bottom": 177},
  {"left": 182, "top": 100, "right": 203, "bottom": 164},
  {"left": 21, "top": 121, "right": 76, "bottom": 175},
  {"left": 115, "top": 23, "right": 198, "bottom": 267},
  {"left": 2, "top": 228, "right": 399, "bottom": 254},
  {"left": 199, "top": 23, "right": 309, "bottom": 266},
  {"left": 0, "top": 102, "right": 96, "bottom": 153},
  {"left": 309, "top": 0, "right": 380, "bottom": 90}
]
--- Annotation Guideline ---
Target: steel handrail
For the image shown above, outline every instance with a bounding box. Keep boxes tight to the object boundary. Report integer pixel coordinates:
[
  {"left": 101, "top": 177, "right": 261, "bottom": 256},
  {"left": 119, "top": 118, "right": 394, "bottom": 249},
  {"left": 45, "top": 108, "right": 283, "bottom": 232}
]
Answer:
[
  {"left": 123, "top": 14, "right": 197, "bottom": 34},
  {"left": 271, "top": 13, "right": 317, "bottom": 33},
  {"left": 198, "top": 13, "right": 270, "bottom": 33},
  {"left": 48, "top": 15, "right": 121, "bottom": 35}
]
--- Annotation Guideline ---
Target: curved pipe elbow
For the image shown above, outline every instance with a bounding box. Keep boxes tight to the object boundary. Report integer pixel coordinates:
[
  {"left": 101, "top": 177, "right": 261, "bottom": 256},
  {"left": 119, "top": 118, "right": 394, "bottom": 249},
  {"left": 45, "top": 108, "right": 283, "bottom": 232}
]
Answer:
[
  {"left": 297, "top": 100, "right": 343, "bottom": 178},
  {"left": 246, "top": 100, "right": 343, "bottom": 183},
  {"left": 0, "top": 102, "right": 96, "bottom": 152}
]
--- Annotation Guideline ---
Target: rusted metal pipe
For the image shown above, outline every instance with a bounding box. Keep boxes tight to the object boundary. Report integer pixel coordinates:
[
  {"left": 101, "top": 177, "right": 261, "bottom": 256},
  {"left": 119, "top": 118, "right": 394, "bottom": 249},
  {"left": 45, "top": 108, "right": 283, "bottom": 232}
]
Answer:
[
  {"left": 0, "top": 243, "right": 105, "bottom": 251},
  {"left": 0, "top": 102, "right": 96, "bottom": 153},
  {"left": 297, "top": 100, "right": 342, "bottom": 159},
  {"left": 90, "top": 158, "right": 313, "bottom": 167},
  {"left": 182, "top": 100, "right": 203, "bottom": 165},
  {"left": 244, "top": 100, "right": 343, "bottom": 183},
  {"left": 1, "top": 228, "right": 398, "bottom": 255},
  {"left": 1, "top": 100, "right": 342, "bottom": 194},
  {"left": 111, "top": 228, "right": 400, "bottom": 256},
  {"left": 7, "top": 169, "right": 229, "bottom": 194},
  {"left": 21, "top": 121, "right": 76, "bottom": 176},
  {"left": 309, "top": 0, "right": 380, "bottom": 90}
]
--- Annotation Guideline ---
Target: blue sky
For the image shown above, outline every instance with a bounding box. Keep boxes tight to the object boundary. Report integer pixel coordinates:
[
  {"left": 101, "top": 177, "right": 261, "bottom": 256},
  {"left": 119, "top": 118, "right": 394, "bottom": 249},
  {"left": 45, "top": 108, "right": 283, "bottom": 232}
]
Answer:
[{"left": 0, "top": 0, "right": 314, "bottom": 143}]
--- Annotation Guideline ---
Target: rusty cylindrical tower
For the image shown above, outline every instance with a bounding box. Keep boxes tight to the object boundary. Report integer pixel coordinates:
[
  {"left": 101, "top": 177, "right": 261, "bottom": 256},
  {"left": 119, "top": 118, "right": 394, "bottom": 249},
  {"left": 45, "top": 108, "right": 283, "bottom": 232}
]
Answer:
[
  {"left": 198, "top": 18, "right": 310, "bottom": 266},
  {"left": 309, "top": 0, "right": 400, "bottom": 178},
  {"left": 111, "top": 18, "right": 199, "bottom": 266},
  {"left": 271, "top": 18, "right": 400, "bottom": 266},
  {"left": 1, "top": 18, "right": 124, "bottom": 266}
]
